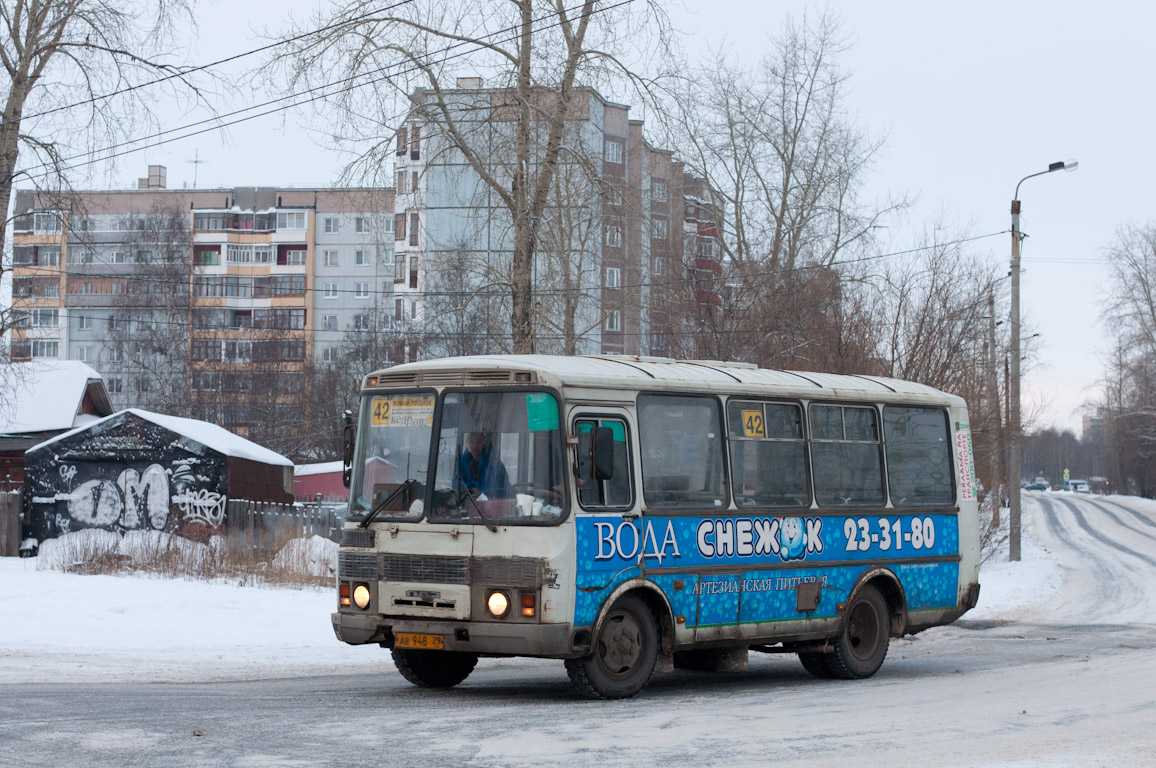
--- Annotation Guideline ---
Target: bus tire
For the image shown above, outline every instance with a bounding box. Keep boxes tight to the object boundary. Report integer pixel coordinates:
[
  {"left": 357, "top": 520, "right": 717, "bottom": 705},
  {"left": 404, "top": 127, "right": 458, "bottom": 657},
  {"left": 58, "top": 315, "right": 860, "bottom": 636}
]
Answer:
[
  {"left": 392, "top": 649, "right": 478, "bottom": 688},
  {"left": 826, "top": 584, "right": 890, "bottom": 680},
  {"left": 565, "top": 595, "right": 658, "bottom": 699},
  {"left": 798, "top": 651, "right": 836, "bottom": 679}
]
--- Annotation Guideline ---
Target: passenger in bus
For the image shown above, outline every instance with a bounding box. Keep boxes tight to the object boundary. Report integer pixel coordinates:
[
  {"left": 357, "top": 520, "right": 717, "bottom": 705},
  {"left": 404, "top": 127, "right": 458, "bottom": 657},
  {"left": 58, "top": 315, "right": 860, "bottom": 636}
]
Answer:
[{"left": 457, "top": 432, "right": 511, "bottom": 498}]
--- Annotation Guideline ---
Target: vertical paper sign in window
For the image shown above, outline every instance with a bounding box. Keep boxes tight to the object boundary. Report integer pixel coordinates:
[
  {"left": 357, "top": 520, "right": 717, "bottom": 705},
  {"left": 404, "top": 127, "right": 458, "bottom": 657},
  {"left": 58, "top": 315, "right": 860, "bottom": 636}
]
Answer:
[{"left": 727, "top": 401, "right": 810, "bottom": 508}]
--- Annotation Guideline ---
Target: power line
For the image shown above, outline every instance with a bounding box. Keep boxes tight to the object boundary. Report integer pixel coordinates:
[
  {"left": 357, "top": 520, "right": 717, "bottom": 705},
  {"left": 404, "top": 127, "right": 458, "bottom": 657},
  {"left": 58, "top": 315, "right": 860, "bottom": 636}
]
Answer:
[
  {"left": 19, "top": 0, "right": 631, "bottom": 179},
  {"left": 10, "top": 0, "right": 421, "bottom": 126},
  {"left": 9, "top": 230, "right": 1012, "bottom": 304}
]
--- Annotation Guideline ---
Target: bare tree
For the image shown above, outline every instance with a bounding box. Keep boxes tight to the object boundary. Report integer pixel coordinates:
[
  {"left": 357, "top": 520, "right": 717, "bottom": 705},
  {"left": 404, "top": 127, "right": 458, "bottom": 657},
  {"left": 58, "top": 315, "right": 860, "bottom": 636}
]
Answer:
[
  {"left": 265, "top": 0, "right": 672, "bottom": 353},
  {"left": 0, "top": 0, "right": 200, "bottom": 339}
]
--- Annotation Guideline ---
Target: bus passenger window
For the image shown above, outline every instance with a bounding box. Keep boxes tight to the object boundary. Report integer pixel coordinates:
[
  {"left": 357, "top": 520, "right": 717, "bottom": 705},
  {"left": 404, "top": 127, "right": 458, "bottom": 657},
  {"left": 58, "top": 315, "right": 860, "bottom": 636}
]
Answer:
[
  {"left": 574, "top": 419, "right": 632, "bottom": 509},
  {"left": 726, "top": 400, "right": 810, "bottom": 508},
  {"left": 809, "top": 404, "right": 885, "bottom": 507},
  {"left": 883, "top": 406, "right": 954, "bottom": 506},
  {"left": 638, "top": 394, "right": 728, "bottom": 509}
]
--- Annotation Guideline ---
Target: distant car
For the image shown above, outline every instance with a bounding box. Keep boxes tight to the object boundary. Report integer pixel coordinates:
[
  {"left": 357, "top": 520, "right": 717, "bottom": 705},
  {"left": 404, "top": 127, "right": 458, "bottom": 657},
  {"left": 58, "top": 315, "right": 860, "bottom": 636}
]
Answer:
[
  {"left": 1069, "top": 480, "right": 1091, "bottom": 494},
  {"left": 1052, "top": 484, "right": 1065, "bottom": 491},
  {"left": 1026, "top": 481, "right": 1048, "bottom": 491}
]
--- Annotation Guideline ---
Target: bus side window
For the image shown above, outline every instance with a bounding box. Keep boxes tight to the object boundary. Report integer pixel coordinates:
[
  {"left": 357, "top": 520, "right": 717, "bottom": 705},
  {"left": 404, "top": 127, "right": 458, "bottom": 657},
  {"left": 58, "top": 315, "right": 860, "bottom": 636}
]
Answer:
[
  {"left": 726, "top": 400, "right": 810, "bottom": 508},
  {"left": 809, "top": 403, "right": 886, "bottom": 507},
  {"left": 575, "top": 418, "right": 633, "bottom": 509},
  {"left": 883, "top": 405, "right": 953, "bottom": 506}
]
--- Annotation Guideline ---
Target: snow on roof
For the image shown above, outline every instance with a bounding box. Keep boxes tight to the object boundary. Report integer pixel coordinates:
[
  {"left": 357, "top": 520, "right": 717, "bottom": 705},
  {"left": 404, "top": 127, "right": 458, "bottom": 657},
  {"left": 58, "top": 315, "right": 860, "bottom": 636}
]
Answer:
[
  {"left": 0, "top": 361, "right": 107, "bottom": 435},
  {"left": 294, "top": 461, "right": 344, "bottom": 476},
  {"left": 28, "top": 408, "right": 293, "bottom": 467}
]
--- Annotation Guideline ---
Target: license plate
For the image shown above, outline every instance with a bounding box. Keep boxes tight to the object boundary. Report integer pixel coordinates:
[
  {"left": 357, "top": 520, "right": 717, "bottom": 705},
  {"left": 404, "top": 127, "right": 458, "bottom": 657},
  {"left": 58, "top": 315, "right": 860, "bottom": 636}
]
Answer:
[{"left": 394, "top": 632, "right": 445, "bottom": 650}]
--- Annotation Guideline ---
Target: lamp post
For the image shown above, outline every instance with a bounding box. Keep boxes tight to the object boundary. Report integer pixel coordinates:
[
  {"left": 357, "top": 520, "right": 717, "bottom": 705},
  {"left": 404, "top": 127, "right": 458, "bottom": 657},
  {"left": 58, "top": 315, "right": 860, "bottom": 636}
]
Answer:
[{"left": 1009, "top": 159, "right": 1078, "bottom": 561}]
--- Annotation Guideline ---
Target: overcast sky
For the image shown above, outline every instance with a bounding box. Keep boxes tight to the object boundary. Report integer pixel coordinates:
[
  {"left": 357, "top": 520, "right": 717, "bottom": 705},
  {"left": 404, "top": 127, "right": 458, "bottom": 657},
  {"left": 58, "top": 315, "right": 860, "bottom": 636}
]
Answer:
[{"left": 71, "top": 0, "right": 1156, "bottom": 435}]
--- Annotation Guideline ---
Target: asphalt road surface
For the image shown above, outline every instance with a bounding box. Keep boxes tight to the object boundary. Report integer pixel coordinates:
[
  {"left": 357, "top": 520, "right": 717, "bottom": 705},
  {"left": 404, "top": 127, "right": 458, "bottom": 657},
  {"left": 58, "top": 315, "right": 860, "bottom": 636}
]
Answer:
[{"left": 3, "top": 493, "right": 1154, "bottom": 767}]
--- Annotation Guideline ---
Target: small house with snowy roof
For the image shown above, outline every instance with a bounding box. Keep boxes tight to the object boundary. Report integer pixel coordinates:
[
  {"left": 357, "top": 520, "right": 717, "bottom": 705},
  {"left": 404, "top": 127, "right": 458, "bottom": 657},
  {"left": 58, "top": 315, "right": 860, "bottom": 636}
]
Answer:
[
  {"left": 22, "top": 409, "right": 293, "bottom": 546},
  {"left": 0, "top": 361, "right": 113, "bottom": 490}
]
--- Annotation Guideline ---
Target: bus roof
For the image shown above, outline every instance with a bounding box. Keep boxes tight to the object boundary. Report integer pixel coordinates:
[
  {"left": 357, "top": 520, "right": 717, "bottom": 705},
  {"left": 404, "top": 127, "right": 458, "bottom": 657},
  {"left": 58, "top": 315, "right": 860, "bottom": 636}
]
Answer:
[{"left": 365, "top": 355, "right": 965, "bottom": 406}]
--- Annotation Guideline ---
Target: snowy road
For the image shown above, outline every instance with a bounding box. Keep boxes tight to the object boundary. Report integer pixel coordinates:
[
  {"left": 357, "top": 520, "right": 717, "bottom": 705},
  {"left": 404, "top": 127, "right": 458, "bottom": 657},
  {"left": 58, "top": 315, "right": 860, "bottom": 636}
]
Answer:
[{"left": 2, "top": 494, "right": 1156, "bottom": 767}]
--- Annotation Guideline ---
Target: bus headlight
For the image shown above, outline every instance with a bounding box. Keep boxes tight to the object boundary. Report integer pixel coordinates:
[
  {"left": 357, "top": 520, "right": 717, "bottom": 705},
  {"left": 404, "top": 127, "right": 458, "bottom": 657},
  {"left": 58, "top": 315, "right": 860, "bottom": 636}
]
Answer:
[
  {"left": 487, "top": 590, "right": 510, "bottom": 618},
  {"left": 353, "top": 584, "right": 371, "bottom": 610}
]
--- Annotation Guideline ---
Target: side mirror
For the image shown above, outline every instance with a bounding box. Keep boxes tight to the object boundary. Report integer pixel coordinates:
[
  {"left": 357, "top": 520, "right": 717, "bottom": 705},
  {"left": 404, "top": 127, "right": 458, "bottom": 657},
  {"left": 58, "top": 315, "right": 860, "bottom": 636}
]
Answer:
[
  {"left": 593, "top": 426, "right": 615, "bottom": 481},
  {"left": 342, "top": 409, "right": 355, "bottom": 489}
]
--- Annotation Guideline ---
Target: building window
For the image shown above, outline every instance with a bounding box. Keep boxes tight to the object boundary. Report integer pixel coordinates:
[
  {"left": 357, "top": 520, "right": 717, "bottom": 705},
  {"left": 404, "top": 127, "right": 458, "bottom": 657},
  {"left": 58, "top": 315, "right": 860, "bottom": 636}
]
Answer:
[
  {"left": 136, "top": 378, "right": 152, "bottom": 394},
  {"left": 396, "top": 171, "right": 408, "bottom": 194},
  {"left": 355, "top": 217, "right": 369, "bottom": 233},
  {"left": 355, "top": 249, "right": 370, "bottom": 266},
  {"left": 322, "top": 346, "right": 336, "bottom": 363},
  {"left": 652, "top": 218, "right": 667, "bottom": 240},
  {"left": 604, "top": 139, "right": 623, "bottom": 164},
  {"left": 355, "top": 282, "right": 370, "bottom": 299},
  {"left": 33, "top": 212, "right": 62, "bottom": 233},
  {"left": 276, "top": 211, "right": 306, "bottom": 229},
  {"left": 75, "top": 346, "right": 91, "bottom": 362},
  {"left": 605, "top": 223, "right": 623, "bottom": 247},
  {"left": 394, "top": 256, "right": 406, "bottom": 281},
  {"left": 324, "top": 217, "right": 339, "bottom": 234},
  {"left": 323, "top": 249, "right": 339, "bottom": 267},
  {"left": 134, "top": 250, "right": 152, "bottom": 264},
  {"left": 409, "top": 256, "right": 420, "bottom": 289},
  {"left": 606, "top": 310, "right": 621, "bottom": 332},
  {"left": 81, "top": 249, "right": 95, "bottom": 264},
  {"left": 109, "top": 250, "right": 125, "bottom": 264},
  {"left": 39, "top": 248, "right": 60, "bottom": 266},
  {"left": 195, "top": 248, "right": 220, "bottom": 266},
  {"left": 395, "top": 213, "right": 406, "bottom": 241},
  {"left": 254, "top": 245, "right": 273, "bottom": 264},
  {"left": 353, "top": 313, "right": 370, "bottom": 331},
  {"left": 109, "top": 348, "right": 124, "bottom": 364},
  {"left": 107, "top": 378, "right": 123, "bottom": 394},
  {"left": 653, "top": 257, "right": 665, "bottom": 276},
  {"left": 322, "top": 314, "right": 338, "bottom": 331},
  {"left": 78, "top": 314, "right": 94, "bottom": 330},
  {"left": 606, "top": 267, "right": 621, "bottom": 289},
  {"left": 606, "top": 186, "right": 622, "bottom": 206},
  {"left": 227, "top": 244, "right": 253, "bottom": 263},
  {"left": 409, "top": 213, "right": 419, "bottom": 246},
  {"left": 110, "top": 282, "right": 124, "bottom": 294},
  {"left": 285, "top": 249, "right": 307, "bottom": 265},
  {"left": 323, "top": 282, "right": 338, "bottom": 299},
  {"left": 652, "top": 179, "right": 668, "bottom": 202},
  {"left": 396, "top": 126, "right": 408, "bottom": 155},
  {"left": 31, "top": 309, "right": 59, "bottom": 327}
]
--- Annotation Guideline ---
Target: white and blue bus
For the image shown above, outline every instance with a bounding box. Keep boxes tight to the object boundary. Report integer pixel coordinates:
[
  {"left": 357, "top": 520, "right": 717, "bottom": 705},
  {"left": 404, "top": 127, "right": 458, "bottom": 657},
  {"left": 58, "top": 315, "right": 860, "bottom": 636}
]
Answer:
[{"left": 333, "top": 355, "right": 981, "bottom": 699}]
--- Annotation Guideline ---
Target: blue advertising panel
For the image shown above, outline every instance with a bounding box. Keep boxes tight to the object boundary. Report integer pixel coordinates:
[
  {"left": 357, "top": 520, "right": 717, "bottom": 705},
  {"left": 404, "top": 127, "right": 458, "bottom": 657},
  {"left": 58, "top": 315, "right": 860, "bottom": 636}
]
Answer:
[{"left": 574, "top": 513, "right": 960, "bottom": 627}]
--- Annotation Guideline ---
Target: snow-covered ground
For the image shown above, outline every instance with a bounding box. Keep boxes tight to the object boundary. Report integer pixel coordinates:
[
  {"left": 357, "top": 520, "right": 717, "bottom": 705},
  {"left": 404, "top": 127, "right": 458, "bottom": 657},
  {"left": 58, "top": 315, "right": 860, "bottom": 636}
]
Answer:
[
  {"left": 0, "top": 496, "right": 1068, "bottom": 685},
  {"left": 3, "top": 494, "right": 1156, "bottom": 767}
]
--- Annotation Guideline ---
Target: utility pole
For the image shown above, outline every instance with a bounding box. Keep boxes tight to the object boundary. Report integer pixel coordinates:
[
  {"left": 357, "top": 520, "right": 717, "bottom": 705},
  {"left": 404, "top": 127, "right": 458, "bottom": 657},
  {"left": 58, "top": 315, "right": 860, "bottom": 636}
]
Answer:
[
  {"left": 1008, "top": 159, "right": 1078, "bottom": 563},
  {"left": 1009, "top": 200, "right": 1023, "bottom": 561}
]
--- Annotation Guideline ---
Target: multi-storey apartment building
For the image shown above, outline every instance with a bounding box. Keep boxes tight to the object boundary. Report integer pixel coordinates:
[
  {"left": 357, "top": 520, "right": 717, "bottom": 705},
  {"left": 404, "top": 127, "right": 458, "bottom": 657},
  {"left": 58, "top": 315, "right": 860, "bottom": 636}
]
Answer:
[
  {"left": 9, "top": 171, "right": 394, "bottom": 448},
  {"left": 393, "top": 80, "right": 723, "bottom": 358}
]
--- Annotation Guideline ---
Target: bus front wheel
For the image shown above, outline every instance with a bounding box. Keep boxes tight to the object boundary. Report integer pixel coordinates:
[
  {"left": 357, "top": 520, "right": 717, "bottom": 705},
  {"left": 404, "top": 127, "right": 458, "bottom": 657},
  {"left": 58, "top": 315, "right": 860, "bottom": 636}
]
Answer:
[
  {"left": 392, "top": 649, "right": 479, "bottom": 688},
  {"left": 565, "top": 595, "right": 659, "bottom": 699},
  {"left": 826, "top": 584, "right": 890, "bottom": 679}
]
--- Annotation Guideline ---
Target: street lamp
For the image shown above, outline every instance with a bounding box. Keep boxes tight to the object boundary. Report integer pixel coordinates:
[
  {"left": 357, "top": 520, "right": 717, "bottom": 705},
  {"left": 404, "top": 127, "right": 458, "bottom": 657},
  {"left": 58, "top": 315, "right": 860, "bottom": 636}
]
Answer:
[{"left": 1008, "top": 159, "right": 1077, "bottom": 562}]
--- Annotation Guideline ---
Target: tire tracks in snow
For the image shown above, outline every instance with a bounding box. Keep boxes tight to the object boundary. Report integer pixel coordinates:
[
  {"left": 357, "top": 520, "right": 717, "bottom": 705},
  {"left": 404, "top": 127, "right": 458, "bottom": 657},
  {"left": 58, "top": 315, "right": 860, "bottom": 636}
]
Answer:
[
  {"left": 1051, "top": 496, "right": 1156, "bottom": 568},
  {"left": 1087, "top": 497, "right": 1156, "bottom": 534}
]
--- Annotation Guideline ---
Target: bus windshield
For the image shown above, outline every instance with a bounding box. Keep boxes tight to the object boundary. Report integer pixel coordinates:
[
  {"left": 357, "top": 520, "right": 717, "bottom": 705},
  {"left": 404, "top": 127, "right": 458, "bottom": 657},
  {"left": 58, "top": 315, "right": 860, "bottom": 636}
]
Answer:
[
  {"left": 428, "top": 391, "right": 566, "bottom": 525},
  {"left": 347, "top": 391, "right": 436, "bottom": 523}
]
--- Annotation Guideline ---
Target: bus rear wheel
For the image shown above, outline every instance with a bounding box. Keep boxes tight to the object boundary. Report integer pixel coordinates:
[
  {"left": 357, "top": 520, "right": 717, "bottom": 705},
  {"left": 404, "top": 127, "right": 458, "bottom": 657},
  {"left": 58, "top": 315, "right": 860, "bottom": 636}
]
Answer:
[
  {"left": 392, "top": 649, "right": 479, "bottom": 688},
  {"left": 826, "top": 584, "right": 890, "bottom": 679},
  {"left": 798, "top": 651, "right": 836, "bottom": 679},
  {"left": 565, "top": 595, "right": 658, "bottom": 699}
]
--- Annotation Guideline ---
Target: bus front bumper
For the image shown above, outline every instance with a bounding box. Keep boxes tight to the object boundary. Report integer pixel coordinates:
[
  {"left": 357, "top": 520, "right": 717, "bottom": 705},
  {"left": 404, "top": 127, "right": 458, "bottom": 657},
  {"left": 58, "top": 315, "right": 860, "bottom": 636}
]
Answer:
[{"left": 332, "top": 612, "right": 579, "bottom": 657}]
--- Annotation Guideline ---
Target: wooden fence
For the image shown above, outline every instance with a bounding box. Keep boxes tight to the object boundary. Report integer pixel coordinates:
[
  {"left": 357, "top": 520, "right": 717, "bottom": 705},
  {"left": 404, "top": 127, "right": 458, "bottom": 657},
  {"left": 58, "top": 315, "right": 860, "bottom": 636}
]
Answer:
[
  {"left": 225, "top": 499, "right": 341, "bottom": 556},
  {"left": 0, "top": 491, "right": 21, "bottom": 557}
]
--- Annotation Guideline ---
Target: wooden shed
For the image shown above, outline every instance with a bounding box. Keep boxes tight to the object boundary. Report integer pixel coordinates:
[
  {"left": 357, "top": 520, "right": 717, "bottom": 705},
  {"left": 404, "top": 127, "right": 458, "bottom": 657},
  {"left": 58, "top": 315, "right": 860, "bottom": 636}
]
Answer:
[{"left": 22, "top": 409, "right": 292, "bottom": 545}]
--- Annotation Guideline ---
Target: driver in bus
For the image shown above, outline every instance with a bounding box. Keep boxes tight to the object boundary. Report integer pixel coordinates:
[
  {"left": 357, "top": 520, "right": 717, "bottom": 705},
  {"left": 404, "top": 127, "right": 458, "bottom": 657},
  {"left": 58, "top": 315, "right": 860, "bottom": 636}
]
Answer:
[{"left": 457, "top": 432, "right": 511, "bottom": 499}]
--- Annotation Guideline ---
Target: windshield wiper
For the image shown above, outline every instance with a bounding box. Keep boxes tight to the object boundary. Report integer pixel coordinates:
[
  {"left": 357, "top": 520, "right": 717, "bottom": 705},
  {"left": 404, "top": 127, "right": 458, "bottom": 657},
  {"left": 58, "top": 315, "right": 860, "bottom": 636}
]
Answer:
[
  {"left": 455, "top": 468, "right": 498, "bottom": 533},
  {"left": 359, "top": 478, "right": 417, "bottom": 529}
]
